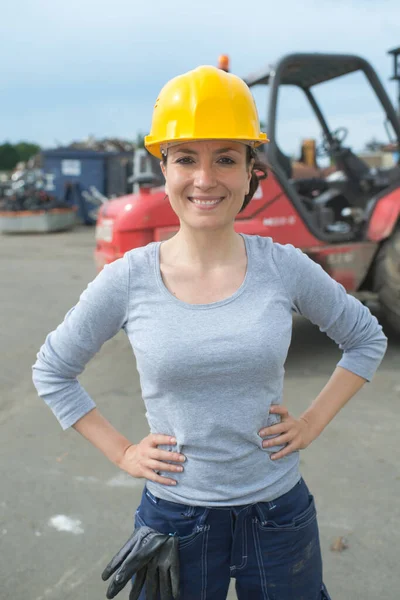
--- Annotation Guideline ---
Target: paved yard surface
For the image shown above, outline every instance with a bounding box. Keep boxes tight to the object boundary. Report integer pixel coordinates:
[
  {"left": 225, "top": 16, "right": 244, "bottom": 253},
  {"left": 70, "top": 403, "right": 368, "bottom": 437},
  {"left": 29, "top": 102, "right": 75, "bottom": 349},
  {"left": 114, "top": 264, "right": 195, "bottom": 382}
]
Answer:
[{"left": 1, "top": 226, "right": 399, "bottom": 599}]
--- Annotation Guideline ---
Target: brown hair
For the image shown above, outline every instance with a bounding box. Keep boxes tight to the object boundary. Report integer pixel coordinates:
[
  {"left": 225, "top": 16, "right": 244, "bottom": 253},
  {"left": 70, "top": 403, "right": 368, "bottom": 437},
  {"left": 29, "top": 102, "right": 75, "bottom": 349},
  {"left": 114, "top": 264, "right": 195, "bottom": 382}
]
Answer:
[
  {"left": 161, "top": 145, "right": 268, "bottom": 213},
  {"left": 243, "top": 146, "right": 268, "bottom": 212}
]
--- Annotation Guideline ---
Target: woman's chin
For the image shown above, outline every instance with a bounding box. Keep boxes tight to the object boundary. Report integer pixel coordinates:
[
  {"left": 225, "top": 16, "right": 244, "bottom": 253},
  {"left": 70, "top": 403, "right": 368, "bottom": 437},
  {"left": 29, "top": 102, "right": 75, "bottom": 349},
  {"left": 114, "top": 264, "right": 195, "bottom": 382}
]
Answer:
[{"left": 182, "top": 214, "right": 234, "bottom": 231}]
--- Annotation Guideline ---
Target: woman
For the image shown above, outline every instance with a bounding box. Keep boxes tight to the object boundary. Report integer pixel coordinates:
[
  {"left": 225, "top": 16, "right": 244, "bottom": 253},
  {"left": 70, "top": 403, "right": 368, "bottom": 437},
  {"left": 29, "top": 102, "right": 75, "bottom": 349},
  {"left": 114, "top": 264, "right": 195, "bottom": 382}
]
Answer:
[{"left": 32, "top": 66, "right": 387, "bottom": 599}]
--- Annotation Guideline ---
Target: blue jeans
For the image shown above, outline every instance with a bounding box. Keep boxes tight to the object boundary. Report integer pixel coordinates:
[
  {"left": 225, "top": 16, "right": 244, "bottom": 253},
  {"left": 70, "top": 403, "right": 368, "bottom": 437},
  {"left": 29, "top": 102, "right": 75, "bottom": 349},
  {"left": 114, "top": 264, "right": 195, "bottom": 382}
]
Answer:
[{"left": 133, "top": 477, "right": 331, "bottom": 599}]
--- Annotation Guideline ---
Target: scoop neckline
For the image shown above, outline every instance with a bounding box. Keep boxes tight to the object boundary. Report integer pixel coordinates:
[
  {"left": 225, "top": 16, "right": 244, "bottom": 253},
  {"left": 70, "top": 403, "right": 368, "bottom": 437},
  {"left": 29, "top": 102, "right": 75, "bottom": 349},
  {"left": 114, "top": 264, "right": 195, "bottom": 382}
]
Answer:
[{"left": 153, "top": 233, "right": 251, "bottom": 310}]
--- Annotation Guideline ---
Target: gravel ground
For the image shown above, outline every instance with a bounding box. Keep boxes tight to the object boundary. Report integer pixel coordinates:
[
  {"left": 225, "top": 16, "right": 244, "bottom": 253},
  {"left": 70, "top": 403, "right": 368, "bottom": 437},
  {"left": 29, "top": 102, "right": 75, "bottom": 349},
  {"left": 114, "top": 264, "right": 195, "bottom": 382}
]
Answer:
[{"left": 1, "top": 226, "right": 399, "bottom": 600}]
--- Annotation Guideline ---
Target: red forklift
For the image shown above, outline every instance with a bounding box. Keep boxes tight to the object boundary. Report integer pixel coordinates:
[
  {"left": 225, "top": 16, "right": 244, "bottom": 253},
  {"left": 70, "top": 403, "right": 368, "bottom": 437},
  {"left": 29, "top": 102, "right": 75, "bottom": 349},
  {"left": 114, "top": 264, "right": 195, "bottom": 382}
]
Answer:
[{"left": 94, "top": 52, "right": 400, "bottom": 334}]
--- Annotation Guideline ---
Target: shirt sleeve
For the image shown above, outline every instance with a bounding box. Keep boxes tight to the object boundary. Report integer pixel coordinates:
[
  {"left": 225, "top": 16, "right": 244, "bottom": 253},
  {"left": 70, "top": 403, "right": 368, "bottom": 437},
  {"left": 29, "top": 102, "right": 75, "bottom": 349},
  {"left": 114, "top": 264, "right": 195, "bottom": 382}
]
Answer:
[
  {"left": 32, "top": 254, "right": 130, "bottom": 429},
  {"left": 271, "top": 242, "right": 388, "bottom": 381}
]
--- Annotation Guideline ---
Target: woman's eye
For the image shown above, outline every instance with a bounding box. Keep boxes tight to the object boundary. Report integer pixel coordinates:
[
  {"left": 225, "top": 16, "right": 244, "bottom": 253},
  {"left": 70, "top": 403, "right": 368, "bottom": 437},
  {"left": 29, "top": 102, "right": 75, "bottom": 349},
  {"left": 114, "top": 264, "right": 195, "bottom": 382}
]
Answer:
[
  {"left": 176, "top": 157, "right": 194, "bottom": 164},
  {"left": 174, "top": 156, "right": 235, "bottom": 165},
  {"left": 218, "top": 157, "right": 235, "bottom": 165}
]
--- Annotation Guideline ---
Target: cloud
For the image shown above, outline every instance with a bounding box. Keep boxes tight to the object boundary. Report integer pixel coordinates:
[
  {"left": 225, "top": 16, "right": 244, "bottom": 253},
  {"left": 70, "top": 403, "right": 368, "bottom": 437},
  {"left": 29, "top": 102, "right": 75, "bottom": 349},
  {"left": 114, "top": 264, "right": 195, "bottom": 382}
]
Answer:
[{"left": 1, "top": 0, "right": 400, "bottom": 145}]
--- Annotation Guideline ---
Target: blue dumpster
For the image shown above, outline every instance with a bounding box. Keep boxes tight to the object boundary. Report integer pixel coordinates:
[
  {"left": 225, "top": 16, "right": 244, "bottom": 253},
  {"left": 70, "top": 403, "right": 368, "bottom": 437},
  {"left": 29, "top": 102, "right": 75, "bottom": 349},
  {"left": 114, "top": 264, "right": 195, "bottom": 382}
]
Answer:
[{"left": 41, "top": 148, "right": 132, "bottom": 224}]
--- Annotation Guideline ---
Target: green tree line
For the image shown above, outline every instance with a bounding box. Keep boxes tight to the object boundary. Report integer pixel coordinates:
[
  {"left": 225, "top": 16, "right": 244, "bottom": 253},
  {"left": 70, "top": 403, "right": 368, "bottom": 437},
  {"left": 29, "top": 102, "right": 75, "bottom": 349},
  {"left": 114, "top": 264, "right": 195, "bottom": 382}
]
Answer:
[{"left": 0, "top": 142, "right": 41, "bottom": 171}]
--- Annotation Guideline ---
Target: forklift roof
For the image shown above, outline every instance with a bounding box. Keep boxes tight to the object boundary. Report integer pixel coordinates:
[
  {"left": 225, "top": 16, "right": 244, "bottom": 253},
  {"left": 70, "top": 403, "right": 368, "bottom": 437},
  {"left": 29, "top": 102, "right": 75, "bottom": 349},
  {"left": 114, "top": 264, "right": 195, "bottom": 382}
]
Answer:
[{"left": 244, "top": 53, "right": 367, "bottom": 89}]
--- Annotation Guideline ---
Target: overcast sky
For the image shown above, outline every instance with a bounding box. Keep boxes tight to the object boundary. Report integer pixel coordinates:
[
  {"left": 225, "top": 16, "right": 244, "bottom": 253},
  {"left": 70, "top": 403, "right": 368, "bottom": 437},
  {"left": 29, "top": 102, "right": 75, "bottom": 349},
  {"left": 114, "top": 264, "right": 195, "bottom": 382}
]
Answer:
[{"left": 1, "top": 0, "right": 400, "bottom": 155}]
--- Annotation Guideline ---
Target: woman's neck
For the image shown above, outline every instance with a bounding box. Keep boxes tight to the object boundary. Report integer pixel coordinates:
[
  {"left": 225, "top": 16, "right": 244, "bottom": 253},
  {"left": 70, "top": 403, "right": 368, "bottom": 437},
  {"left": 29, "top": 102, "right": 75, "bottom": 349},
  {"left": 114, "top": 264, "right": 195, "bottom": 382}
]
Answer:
[{"left": 161, "top": 227, "right": 245, "bottom": 270}]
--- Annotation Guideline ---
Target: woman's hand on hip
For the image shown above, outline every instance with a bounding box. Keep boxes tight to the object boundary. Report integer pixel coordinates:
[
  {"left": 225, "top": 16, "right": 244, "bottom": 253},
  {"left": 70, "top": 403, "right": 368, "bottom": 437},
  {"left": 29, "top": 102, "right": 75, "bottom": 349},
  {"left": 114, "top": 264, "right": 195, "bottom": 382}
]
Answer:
[
  {"left": 258, "top": 405, "right": 315, "bottom": 460},
  {"left": 118, "top": 434, "right": 186, "bottom": 486}
]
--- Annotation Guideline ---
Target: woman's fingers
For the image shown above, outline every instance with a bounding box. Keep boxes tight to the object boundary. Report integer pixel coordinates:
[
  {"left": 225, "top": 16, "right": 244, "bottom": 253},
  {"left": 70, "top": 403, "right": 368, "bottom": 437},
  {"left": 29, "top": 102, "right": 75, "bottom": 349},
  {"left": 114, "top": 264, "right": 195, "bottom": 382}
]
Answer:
[
  {"left": 143, "top": 468, "right": 178, "bottom": 486},
  {"left": 261, "top": 415, "right": 312, "bottom": 458},
  {"left": 259, "top": 423, "right": 287, "bottom": 437},
  {"left": 152, "top": 450, "right": 186, "bottom": 464},
  {"left": 147, "top": 459, "right": 184, "bottom": 473},
  {"left": 270, "top": 442, "right": 298, "bottom": 460},
  {"left": 118, "top": 434, "right": 186, "bottom": 485},
  {"left": 269, "top": 405, "right": 289, "bottom": 417},
  {"left": 149, "top": 434, "right": 177, "bottom": 445},
  {"left": 262, "top": 432, "right": 293, "bottom": 448}
]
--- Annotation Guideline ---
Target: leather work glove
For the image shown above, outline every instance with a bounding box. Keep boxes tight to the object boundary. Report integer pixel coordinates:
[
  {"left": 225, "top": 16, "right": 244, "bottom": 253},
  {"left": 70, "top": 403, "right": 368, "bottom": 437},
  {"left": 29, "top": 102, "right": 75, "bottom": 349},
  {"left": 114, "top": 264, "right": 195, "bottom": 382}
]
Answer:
[
  {"left": 143, "top": 534, "right": 180, "bottom": 600},
  {"left": 101, "top": 526, "right": 175, "bottom": 599},
  {"left": 101, "top": 527, "right": 179, "bottom": 600}
]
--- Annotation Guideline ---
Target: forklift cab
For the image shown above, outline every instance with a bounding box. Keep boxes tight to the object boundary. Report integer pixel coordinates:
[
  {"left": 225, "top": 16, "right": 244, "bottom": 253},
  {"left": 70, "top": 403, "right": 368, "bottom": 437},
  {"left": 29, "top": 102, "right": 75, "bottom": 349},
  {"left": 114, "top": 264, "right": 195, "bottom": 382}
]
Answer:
[{"left": 245, "top": 53, "right": 400, "bottom": 240}]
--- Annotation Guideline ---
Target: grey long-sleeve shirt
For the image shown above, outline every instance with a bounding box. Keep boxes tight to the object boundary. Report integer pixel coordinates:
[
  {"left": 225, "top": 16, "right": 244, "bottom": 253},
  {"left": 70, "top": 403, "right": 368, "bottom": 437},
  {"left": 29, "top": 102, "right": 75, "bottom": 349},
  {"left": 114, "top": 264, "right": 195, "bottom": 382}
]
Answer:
[{"left": 32, "top": 235, "right": 387, "bottom": 506}]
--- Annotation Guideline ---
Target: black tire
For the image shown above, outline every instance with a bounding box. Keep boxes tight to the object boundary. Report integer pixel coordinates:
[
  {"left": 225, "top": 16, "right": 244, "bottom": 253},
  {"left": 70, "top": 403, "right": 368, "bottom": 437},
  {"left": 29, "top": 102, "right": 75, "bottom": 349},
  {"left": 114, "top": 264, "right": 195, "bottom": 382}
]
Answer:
[{"left": 374, "top": 228, "right": 400, "bottom": 337}]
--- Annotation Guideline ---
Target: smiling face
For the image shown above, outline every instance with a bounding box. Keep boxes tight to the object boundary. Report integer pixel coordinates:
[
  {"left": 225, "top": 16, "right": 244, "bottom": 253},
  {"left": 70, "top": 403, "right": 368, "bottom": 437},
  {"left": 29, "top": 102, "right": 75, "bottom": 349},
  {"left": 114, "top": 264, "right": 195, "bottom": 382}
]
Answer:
[{"left": 160, "top": 140, "right": 253, "bottom": 232}]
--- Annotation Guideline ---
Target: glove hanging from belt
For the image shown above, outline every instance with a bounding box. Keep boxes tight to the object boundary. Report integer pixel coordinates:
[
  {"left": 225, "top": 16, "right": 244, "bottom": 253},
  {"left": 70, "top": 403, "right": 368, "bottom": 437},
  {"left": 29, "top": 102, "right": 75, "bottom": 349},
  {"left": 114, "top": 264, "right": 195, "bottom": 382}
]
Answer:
[{"left": 101, "top": 525, "right": 180, "bottom": 600}]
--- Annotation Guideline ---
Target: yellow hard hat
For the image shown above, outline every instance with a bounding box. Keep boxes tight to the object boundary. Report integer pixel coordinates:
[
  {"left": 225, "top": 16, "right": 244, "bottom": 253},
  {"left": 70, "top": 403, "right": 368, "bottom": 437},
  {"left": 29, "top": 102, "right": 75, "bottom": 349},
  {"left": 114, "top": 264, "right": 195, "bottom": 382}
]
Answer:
[{"left": 144, "top": 65, "right": 269, "bottom": 159}]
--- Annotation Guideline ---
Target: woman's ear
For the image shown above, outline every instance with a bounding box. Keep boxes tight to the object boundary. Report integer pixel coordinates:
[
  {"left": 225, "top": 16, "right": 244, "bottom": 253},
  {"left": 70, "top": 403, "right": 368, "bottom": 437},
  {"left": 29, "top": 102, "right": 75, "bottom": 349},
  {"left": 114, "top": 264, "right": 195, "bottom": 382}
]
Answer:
[
  {"left": 247, "top": 160, "right": 255, "bottom": 194},
  {"left": 160, "top": 161, "right": 168, "bottom": 195}
]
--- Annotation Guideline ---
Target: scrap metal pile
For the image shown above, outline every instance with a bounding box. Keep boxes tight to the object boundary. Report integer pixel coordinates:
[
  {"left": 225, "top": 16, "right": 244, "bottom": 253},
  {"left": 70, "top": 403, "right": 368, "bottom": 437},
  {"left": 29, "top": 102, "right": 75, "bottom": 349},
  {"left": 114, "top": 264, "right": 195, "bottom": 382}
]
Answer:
[
  {"left": 0, "top": 167, "right": 76, "bottom": 233},
  {"left": 67, "top": 136, "right": 136, "bottom": 153},
  {"left": 0, "top": 167, "right": 69, "bottom": 212}
]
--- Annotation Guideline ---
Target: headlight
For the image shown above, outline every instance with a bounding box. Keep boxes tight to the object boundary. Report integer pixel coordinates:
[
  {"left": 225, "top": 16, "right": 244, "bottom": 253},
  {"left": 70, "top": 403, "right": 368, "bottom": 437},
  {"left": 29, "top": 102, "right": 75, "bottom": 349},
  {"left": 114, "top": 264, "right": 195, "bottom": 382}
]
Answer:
[{"left": 95, "top": 218, "right": 114, "bottom": 242}]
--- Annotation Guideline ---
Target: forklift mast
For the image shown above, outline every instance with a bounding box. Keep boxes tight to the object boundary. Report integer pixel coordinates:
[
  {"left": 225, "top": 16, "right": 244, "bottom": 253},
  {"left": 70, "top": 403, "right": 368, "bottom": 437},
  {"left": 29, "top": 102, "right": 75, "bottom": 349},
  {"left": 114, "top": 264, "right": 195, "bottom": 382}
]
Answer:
[{"left": 388, "top": 46, "right": 400, "bottom": 120}]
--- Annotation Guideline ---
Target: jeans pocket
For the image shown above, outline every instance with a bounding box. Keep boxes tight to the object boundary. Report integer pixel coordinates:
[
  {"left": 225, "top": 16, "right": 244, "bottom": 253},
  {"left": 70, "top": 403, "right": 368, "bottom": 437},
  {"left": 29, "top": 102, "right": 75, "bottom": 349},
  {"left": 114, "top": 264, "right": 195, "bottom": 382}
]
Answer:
[
  {"left": 135, "top": 489, "right": 210, "bottom": 549},
  {"left": 133, "top": 494, "right": 212, "bottom": 600},
  {"left": 292, "top": 495, "right": 317, "bottom": 528},
  {"left": 256, "top": 493, "right": 316, "bottom": 531}
]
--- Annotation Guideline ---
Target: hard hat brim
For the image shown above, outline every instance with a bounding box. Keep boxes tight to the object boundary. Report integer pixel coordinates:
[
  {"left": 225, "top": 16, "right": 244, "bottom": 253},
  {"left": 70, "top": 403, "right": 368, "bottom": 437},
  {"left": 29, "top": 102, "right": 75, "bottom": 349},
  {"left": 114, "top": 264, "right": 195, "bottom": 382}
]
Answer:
[{"left": 145, "top": 134, "right": 269, "bottom": 159}]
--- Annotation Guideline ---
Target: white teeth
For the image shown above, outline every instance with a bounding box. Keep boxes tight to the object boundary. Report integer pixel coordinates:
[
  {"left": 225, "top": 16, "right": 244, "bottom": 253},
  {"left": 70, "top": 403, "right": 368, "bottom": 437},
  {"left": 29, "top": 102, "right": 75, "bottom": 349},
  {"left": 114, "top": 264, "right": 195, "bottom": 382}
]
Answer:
[{"left": 191, "top": 198, "right": 221, "bottom": 205}]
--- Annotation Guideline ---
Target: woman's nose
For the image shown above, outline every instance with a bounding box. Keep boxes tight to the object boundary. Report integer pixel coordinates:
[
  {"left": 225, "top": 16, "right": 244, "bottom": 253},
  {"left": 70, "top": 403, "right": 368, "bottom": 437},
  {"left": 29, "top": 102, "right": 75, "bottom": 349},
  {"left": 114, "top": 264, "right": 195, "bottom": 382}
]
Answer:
[{"left": 193, "top": 164, "right": 217, "bottom": 189}]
